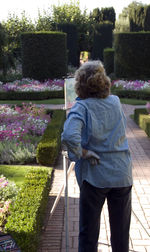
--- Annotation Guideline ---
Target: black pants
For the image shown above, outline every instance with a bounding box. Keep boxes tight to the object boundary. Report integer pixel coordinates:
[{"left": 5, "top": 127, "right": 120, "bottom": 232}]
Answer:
[{"left": 79, "top": 181, "right": 132, "bottom": 252}]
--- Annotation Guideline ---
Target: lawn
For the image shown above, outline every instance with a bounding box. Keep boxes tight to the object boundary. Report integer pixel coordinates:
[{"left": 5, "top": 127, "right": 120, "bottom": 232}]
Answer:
[{"left": 0, "top": 165, "right": 50, "bottom": 186}]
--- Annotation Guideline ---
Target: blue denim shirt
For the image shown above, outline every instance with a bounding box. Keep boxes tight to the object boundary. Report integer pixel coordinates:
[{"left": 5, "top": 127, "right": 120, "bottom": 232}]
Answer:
[{"left": 61, "top": 95, "right": 133, "bottom": 188}]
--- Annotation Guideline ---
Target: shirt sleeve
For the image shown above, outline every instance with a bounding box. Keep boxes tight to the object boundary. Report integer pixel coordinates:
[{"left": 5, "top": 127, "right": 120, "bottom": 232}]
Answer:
[{"left": 61, "top": 102, "right": 86, "bottom": 161}]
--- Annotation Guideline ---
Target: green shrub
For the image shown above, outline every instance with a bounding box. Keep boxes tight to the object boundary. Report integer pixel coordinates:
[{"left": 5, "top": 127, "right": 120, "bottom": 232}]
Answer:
[
  {"left": 5, "top": 167, "right": 53, "bottom": 251},
  {"left": 36, "top": 110, "right": 66, "bottom": 165},
  {"left": 134, "top": 108, "right": 148, "bottom": 124},
  {"left": 0, "top": 90, "right": 64, "bottom": 100},
  {"left": 58, "top": 23, "right": 79, "bottom": 67},
  {"left": 91, "top": 23, "right": 113, "bottom": 61},
  {"left": 21, "top": 31, "right": 67, "bottom": 80},
  {"left": 114, "top": 32, "right": 150, "bottom": 79},
  {"left": 113, "top": 89, "right": 150, "bottom": 100},
  {"left": 103, "top": 47, "right": 114, "bottom": 75},
  {"left": 134, "top": 108, "right": 150, "bottom": 137}
]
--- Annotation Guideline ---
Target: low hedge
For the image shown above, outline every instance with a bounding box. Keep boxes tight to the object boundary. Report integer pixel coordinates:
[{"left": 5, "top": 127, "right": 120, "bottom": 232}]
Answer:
[
  {"left": 36, "top": 109, "right": 66, "bottom": 166},
  {"left": 112, "top": 89, "right": 150, "bottom": 100},
  {"left": 5, "top": 167, "right": 53, "bottom": 251},
  {"left": 134, "top": 108, "right": 150, "bottom": 137},
  {"left": 0, "top": 90, "right": 64, "bottom": 100}
]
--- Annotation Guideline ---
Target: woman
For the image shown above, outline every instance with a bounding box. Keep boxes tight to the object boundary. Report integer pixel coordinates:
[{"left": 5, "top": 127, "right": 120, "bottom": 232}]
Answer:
[{"left": 61, "top": 60, "right": 133, "bottom": 252}]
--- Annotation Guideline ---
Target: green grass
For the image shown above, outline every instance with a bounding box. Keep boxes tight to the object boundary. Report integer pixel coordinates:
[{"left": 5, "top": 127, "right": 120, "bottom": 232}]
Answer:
[
  {"left": 0, "top": 165, "right": 50, "bottom": 186},
  {"left": 0, "top": 98, "right": 64, "bottom": 105},
  {"left": 120, "top": 98, "right": 148, "bottom": 105}
]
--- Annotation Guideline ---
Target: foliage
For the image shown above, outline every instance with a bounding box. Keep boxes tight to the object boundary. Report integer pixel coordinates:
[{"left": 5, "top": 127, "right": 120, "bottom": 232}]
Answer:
[
  {"left": 114, "top": 32, "right": 150, "bottom": 79},
  {"left": 5, "top": 167, "right": 53, "bottom": 251},
  {"left": 90, "top": 7, "right": 116, "bottom": 28},
  {"left": 36, "top": 110, "right": 66, "bottom": 166},
  {"left": 103, "top": 48, "right": 114, "bottom": 75},
  {"left": 21, "top": 31, "right": 67, "bottom": 80},
  {"left": 2, "top": 12, "right": 35, "bottom": 59},
  {"left": 134, "top": 108, "right": 150, "bottom": 137},
  {"left": 115, "top": 1, "right": 150, "bottom": 32},
  {"left": 129, "top": 2, "right": 150, "bottom": 31},
  {"left": 58, "top": 23, "right": 79, "bottom": 67},
  {"left": 91, "top": 23, "right": 113, "bottom": 61}
]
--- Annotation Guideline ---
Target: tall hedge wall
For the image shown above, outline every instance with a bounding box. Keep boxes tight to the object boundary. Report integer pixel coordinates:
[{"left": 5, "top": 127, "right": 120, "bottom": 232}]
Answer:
[
  {"left": 103, "top": 48, "right": 114, "bottom": 75},
  {"left": 58, "top": 23, "right": 79, "bottom": 67},
  {"left": 91, "top": 23, "right": 113, "bottom": 61},
  {"left": 21, "top": 31, "right": 67, "bottom": 81},
  {"left": 114, "top": 32, "right": 150, "bottom": 79}
]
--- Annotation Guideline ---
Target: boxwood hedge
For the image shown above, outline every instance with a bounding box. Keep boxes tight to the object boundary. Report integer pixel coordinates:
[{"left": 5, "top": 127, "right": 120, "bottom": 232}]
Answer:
[{"left": 5, "top": 167, "right": 53, "bottom": 251}]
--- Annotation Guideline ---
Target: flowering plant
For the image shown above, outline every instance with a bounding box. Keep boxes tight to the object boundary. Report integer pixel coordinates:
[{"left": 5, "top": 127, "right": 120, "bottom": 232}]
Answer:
[
  {"left": 0, "top": 103, "right": 51, "bottom": 164},
  {"left": 0, "top": 78, "right": 64, "bottom": 92},
  {"left": 112, "top": 80, "right": 150, "bottom": 90},
  {"left": 0, "top": 175, "right": 19, "bottom": 229}
]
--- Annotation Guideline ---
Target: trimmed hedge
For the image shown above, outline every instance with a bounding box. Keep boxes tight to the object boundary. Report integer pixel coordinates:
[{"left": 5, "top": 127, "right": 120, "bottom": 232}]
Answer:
[
  {"left": 114, "top": 32, "right": 150, "bottom": 79},
  {"left": 112, "top": 89, "right": 150, "bottom": 100},
  {"left": 134, "top": 108, "right": 150, "bottom": 137},
  {"left": 91, "top": 23, "right": 113, "bottom": 61},
  {"left": 36, "top": 109, "right": 66, "bottom": 166},
  {"left": 0, "top": 90, "right": 64, "bottom": 100},
  {"left": 21, "top": 31, "right": 67, "bottom": 80},
  {"left": 58, "top": 23, "right": 79, "bottom": 67},
  {"left": 5, "top": 167, "right": 53, "bottom": 251},
  {"left": 103, "top": 48, "right": 114, "bottom": 75}
]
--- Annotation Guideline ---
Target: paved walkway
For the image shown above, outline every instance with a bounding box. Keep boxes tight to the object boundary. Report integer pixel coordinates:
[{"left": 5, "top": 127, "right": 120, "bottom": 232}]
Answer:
[{"left": 38, "top": 104, "right": 150, "bottom": 252}]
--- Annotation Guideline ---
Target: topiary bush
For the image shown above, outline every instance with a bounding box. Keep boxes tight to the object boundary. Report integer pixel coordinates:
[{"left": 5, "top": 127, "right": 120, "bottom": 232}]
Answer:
[
  {"left": 134, "top": 108, "right": 150, "bottom": 137},
  {"left": 21, "top": 31, "right": 67, "bottom": 80},
  {"left": 58, "top": 23, "right": 79, "bottom": 67},
  {"left": 36, "top": 109, "right": 66, "bottom": 166},
  {"left": 114, "top": 32, "right": 150, "bottom": 79},
  {"left": 91, "top": 23, "right": 113, "bottom": 61},
  {"left": 103, "top": 47, "right": 114, "bottom": 75}
]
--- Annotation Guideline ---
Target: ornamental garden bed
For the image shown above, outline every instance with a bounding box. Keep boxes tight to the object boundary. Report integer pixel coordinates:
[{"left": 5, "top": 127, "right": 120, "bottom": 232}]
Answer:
[
  {"left": 0, "top": 92, "right": 65, "bottom": 250},
  {"left": 134, "top": 104, "right": 150, "bottom": 137}
]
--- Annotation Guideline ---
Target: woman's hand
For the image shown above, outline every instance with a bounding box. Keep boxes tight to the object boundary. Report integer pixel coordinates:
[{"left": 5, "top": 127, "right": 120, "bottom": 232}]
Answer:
[{"left": 82, "top": 149, "right": 100, "bottom": 165}]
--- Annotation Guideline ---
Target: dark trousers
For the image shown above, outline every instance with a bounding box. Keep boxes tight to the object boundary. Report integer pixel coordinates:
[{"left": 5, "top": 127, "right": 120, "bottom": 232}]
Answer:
[{"left": 79, "top": 181, "right": 132, "bottom": 252}]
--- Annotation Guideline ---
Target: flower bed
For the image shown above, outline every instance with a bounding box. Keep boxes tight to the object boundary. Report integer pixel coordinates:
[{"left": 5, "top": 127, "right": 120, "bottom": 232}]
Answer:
[
  {"left": 0, "top": 78, "right": 64, "bottom": 92},
  {"left": 0, "top": 103, "right": 51, "bottom": 164},
  {"left": 0, "top": 175, "right": 19, "bottom": 231},
  {"left": 112, "top": 79, "right": 150, "bottom": 90}
]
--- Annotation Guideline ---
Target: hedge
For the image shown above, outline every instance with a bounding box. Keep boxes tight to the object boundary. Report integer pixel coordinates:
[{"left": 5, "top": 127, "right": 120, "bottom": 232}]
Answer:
[
  {"left": 36, "top": 109, "right": 66, "bottom": 166},
  {"left": 134, "top": 108, "right": 150, "bottom": 137},
  {"left": 0, "top": 90, "right": 64, "bottom": 100},
  {"left": 114, "top": 32, "right": 150, "bottom": 79},
  {"left": 91, "top": 23, "right": 113, "bottom": 61},
  {"left": 21, "top": 31, "right": 67, "bottom": 80},
  {"left": 5, "top": 167, "right": 53, "bottom": 251},
  {"left": 112, "top": 89, "right": 150, "bottom": 100},
  {"left": 58, "top": 23, "right": 79, "bottom": 67},
  {"left": 103, "top": 48, "right": 114, "bottom": 75}
]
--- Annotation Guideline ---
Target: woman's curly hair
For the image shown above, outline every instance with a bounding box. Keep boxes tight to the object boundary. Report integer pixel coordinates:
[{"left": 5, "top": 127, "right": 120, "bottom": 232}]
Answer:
[{"left": 75, "top": 60, "right": 111, "bottom": 99}]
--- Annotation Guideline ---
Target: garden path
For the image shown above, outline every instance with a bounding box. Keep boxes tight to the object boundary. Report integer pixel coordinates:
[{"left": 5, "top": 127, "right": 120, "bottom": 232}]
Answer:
[{"left": 38, "top": 104, "right": 150, "bottom": 252}]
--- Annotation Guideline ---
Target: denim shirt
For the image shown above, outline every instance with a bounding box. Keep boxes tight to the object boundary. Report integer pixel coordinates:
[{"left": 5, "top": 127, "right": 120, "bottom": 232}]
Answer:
[{"left": 61, "top": 95, "right": 133, "bottom": 188}]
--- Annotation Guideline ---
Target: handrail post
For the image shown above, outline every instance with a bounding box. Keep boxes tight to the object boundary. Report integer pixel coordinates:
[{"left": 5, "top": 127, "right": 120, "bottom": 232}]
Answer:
[{"left": 63, "top": 152, "right": 69, "bottom": 252}]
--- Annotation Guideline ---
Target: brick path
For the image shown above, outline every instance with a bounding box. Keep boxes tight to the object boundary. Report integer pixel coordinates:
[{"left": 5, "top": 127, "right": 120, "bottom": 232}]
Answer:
[{"left": 38, "top": 104, "right": 150, "bottom": 252}]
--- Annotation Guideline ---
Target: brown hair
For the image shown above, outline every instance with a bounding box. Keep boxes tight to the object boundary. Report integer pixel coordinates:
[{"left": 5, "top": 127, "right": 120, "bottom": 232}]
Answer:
[{"left": 75, "top": 60, "right": 111, "bottom": 99}]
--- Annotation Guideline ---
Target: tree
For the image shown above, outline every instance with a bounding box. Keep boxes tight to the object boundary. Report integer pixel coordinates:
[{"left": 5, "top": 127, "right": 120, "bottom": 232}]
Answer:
[
  {"left": 2, "top": 12, "right": 35, "bottom": 59},
  {"left": 100, "top": 7, "right": 116, "bottom": 29}
]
